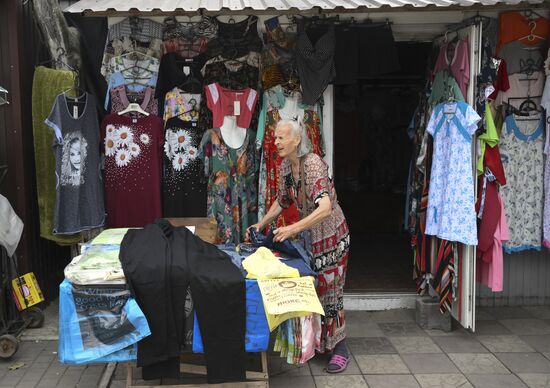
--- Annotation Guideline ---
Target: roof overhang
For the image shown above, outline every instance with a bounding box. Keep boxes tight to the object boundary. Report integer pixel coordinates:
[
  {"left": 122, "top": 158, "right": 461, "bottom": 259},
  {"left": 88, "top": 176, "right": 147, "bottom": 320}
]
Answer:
[{"left": 64, "top": 0, "right": 550, "bottom": 16}]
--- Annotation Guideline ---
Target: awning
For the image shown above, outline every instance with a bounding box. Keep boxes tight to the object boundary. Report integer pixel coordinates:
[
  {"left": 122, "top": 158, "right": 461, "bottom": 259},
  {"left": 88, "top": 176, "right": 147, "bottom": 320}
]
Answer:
[{"left": 64, "top": 0, "right": 548, "bottom": 16}]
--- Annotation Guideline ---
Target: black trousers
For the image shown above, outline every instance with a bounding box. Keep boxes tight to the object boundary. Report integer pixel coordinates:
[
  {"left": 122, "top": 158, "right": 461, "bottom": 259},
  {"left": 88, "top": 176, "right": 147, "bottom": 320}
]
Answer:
[{"left": 120, "top": 219, "right": 246, "bottom": 383}]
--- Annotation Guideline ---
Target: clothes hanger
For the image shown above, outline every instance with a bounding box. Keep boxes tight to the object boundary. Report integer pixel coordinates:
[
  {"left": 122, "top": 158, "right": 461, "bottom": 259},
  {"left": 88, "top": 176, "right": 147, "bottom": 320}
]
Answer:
[
  {"left": 175, "top": 98, "right": 199, "bottom": 120},
  {"left": 36, "top": 47, "right": 78, "bottom": 73},
  {"left": 177, "top": 75, "right": 202, "bottom": 93},
  {"left": 62, "top": 71, "right": 87, "bottom": 102},
  {"left": 117, "top": 102, "right": 149, "bottom": 116},
  {"left": 518, "top": 20, "right": 546, "bottom": 42},
  {"left": 519, "top": 95, "right": 541, "bottom": 112},
  {"left": 117, "top": 50, "right": 156, "bottom": 70}
]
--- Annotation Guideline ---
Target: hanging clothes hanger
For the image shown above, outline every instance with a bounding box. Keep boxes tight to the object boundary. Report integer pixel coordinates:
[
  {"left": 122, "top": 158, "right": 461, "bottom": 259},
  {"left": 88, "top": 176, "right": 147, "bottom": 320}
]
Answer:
[
  {"left": 118, "top": 50, "right": 156, "bottom": 63},
  {"left": 518, "top": 20, "right": 546, "bottom": 42},
  {"left": 117, "top": 102, "right": 149, "bottom": 116},
  {"left": 519, "top": 95, "right": 542, "bottom": 113},
  {"left": 177, "top": 75, "right": 202, "bottom": 94},
  {"left": 174, "top": 98, "right": 199, "bottom": 120},
  {"left": 62, "top": 71, "right": 86, "bottom": 102}
]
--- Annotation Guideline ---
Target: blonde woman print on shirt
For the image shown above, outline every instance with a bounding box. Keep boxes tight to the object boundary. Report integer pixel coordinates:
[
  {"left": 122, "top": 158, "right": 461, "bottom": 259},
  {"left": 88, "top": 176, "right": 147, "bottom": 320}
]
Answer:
[{"left": 60, "top": 131, "right": 87, "bottom": 187}]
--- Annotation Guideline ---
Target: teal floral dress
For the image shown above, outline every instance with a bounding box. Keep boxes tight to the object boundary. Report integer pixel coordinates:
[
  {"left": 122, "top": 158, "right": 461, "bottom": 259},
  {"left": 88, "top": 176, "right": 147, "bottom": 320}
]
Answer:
[{"left": 199, "top": 127, "right": 258, "bottom": 243}]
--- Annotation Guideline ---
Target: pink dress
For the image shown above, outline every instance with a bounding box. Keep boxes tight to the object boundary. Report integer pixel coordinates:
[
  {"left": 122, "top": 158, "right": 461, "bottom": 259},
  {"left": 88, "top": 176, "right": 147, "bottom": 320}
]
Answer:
[
  {"left": 476, "top": 191, "right": 509, "bottom": 292},
  {"left": 433, "top": 38, "right": 470, "bottom": 99}
]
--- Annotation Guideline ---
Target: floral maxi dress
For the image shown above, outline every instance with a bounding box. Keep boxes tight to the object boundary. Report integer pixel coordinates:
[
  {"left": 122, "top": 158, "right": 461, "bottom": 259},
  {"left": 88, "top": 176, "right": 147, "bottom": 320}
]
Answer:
[
  {"left": 200, "top": 127, "right": 258, "bottom": 243},
  {"left": 278, "top": 153, "right": 350, "bottom": 351}
]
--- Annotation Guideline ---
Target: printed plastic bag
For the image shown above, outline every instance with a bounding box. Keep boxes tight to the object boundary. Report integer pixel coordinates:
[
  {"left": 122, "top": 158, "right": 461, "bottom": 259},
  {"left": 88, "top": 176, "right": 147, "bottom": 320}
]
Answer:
[{"left": 58, "top": 279, "right": 150, "bottom": 364}]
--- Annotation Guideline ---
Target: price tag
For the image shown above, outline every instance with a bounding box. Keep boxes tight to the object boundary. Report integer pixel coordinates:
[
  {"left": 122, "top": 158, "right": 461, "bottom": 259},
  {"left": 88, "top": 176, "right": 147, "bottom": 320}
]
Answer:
[
  {"left": 73, "top": 105, "right": 79, "bottom": 119},
  {"left": 485, "top": 85, "right": 495, "bottom": 99},
  {"left": 234, "top": 100, "right": 241, "bottom": 116}
]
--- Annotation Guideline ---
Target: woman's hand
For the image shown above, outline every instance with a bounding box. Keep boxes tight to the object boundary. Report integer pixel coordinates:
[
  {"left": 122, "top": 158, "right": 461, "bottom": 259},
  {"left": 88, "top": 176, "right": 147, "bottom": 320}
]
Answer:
[
  {"left": 273, "top": 224, "right": 300, "bottom": 242},
  {"left": 245, "top": 224, "right": 262, "bottom": 242}
]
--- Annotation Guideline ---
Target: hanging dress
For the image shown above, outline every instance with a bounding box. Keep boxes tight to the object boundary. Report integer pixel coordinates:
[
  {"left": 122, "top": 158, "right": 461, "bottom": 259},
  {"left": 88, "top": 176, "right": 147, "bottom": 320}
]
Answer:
[
  {"left": 199, "top": 128, "right": 258, "bottom": 243},
  {"left": 499, "top": 114, "right": 545, "bottom": 253},
  {"left": 425, "top": 101, "right": 481, "bottom": 245}
]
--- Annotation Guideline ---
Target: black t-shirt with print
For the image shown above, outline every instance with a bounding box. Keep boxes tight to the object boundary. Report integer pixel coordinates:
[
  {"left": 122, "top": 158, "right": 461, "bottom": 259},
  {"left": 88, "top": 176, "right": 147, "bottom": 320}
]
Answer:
[{"left": 162, "top": 117, "right": 207, "bottom": 217}]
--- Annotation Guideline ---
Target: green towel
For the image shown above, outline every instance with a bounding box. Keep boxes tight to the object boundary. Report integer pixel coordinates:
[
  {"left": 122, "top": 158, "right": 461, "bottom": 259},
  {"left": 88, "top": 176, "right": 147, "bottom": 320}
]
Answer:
[{"left": 32, "top": 66, "right": 82, "bottom": 245}]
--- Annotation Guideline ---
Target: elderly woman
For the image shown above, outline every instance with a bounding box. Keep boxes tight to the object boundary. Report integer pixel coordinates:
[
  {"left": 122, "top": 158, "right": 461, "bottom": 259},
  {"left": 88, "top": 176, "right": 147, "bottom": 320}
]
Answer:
[{"left": 248, "top": 119, "right": 351, "bottom": 372}]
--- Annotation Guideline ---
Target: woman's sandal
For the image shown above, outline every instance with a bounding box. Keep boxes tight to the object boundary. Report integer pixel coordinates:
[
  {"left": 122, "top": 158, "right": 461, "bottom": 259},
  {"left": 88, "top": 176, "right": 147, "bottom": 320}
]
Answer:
[{"left": 326, "top": 353, "right": 350, "bottom": 373}]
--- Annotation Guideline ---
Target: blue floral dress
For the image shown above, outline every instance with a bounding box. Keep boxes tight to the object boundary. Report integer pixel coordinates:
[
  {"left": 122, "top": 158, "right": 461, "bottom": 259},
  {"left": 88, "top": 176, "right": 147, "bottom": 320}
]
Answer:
[
  {"left": 425, "top": 101, "right": 481, "bottom": 245},
  {"left": 199, "top": 127, "right": 258, "bottom": 243}
]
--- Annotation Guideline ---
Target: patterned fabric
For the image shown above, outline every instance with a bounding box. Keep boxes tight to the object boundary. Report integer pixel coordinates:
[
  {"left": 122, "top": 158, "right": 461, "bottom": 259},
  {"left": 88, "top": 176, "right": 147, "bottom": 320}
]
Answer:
[
  {"left": 161, "top": 16, "right": 217, "bottom": 57},
  {"left": 101, "top": 18, "right": 163, "bottom": 79},
  {"left": 278, "top": 153, "right": 349, "bottom": 352},
  {"left": 201, "top": 52, "right": 261, "bottom": 74},
  {"left": 104, "top": 71, "right": 158, "bottom": 111},
  {"left": 109, "top": 86, "right": 158, "bottom": 116},
  {"left": 163, "top": 88, "right": 200, "bottom": 122},
  {"left": 162, "top": 16, "right": 218, "bottom": 41},
  {"left": 261, "top": 108, "right": 323, "bottom": 228},
  {"left": 425, "top": 101, "right": 481, "bottom": 245},
  {"left": 199, "top": 127, "right": 258, "bottom": 244},
  {"left": 108, "top": 17, "right": 163, "bottom": 42},
  {"left": 102, "top": 56, "right": 160, "bottom": 85},
  {"left": 432, "top": 239, "right": 457, "bottom": 313},
  {"left": 500, "top": 114, "right": 545, "bottom": 253},
  {"left": 162, "top": 37, "right": 209, "bottom": 58}
]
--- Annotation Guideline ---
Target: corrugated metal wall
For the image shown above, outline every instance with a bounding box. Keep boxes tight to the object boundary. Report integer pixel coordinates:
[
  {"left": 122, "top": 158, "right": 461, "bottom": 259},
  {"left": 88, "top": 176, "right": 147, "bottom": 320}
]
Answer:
[
  {"left": 0, "top": 0, "right": 72, "bottom": 301},
  {"left": 477, "top": 251, "right": 550, "bottom": 306}
]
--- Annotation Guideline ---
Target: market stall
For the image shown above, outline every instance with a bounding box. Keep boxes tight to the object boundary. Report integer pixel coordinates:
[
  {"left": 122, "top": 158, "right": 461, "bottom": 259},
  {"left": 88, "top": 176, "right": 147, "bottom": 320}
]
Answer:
[{"left": 18, "top": 0, "right": 550, "bottom": 384}]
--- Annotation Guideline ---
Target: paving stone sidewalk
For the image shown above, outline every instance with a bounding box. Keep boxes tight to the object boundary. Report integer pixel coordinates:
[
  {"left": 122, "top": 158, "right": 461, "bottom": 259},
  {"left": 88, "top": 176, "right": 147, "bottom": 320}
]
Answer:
[{"left": 6, "top": 306, "right": 550, "bottom": 387}]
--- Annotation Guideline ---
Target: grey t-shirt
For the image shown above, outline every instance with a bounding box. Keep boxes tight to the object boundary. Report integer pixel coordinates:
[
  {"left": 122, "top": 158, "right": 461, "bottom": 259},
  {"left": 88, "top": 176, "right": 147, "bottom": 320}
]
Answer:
[
  {"left": 45, "top": 93, "right": 105, "bottom": 234},
  {"left": 499, "top": 41, "right": 544, "bottom": 75}
]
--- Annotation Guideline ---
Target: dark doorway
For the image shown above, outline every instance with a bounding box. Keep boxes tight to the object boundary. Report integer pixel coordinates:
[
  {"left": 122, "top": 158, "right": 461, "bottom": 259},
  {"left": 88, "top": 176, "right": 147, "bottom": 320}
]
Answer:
[{"left": 335, "top": 42, "right": 432, "bottom": 292}]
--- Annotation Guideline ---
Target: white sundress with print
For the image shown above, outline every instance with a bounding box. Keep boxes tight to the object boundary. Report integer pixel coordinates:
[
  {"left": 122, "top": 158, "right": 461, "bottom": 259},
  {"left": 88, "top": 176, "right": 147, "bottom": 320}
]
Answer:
[
  {"left": 425, "top": 101, "right": 481, "bottom": 245},
  {"left": 499, "top": 113, "right": 545, "bottom": 253}
]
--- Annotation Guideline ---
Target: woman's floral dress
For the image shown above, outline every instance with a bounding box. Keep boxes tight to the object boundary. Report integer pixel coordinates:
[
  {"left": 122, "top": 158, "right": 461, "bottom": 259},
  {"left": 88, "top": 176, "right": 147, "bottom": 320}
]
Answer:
[
  {"left": 278, "top": 153, "right": 350, "bottom": 351},
  {"left": 200, "top": 127, "right": 258, "bottom": 243}
]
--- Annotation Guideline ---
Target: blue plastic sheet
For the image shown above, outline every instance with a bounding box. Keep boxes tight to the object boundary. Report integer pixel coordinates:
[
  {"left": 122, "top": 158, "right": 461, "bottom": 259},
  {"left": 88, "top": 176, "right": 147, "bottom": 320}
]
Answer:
[
  {"left": 193, "top": 279, "right": 269, "bottom": 353},
  {"left": 58, "top": 279, "right": 150, "bottom": 364}
]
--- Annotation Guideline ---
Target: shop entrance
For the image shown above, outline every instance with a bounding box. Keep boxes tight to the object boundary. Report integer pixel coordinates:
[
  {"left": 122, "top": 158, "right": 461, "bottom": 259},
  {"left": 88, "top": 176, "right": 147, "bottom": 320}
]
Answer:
[{"left": 336, "top": 41, "right": 433, "bottom": 292}]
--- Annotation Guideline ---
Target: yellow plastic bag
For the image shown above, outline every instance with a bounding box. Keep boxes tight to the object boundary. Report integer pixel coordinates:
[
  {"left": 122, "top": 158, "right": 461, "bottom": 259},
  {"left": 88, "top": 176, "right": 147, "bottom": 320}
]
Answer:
[{"left": 242, "top": 247, "right": 299, "bottom": 279}]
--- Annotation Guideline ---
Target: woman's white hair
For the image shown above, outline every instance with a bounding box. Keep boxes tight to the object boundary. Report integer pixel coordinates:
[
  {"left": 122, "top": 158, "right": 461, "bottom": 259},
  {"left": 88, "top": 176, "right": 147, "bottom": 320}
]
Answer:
[{"left": 276, "top": 118, "right": 312, "bottom": 157}]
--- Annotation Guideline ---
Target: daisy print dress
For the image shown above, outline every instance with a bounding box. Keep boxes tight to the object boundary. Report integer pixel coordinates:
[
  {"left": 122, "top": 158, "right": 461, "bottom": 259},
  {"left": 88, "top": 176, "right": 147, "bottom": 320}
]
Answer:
[
  {"left": 101, "top": 114, "right": 164, "bottom": 227},
  {"left": 163, "top": 117, "right": 207, "bottom": 217}
]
